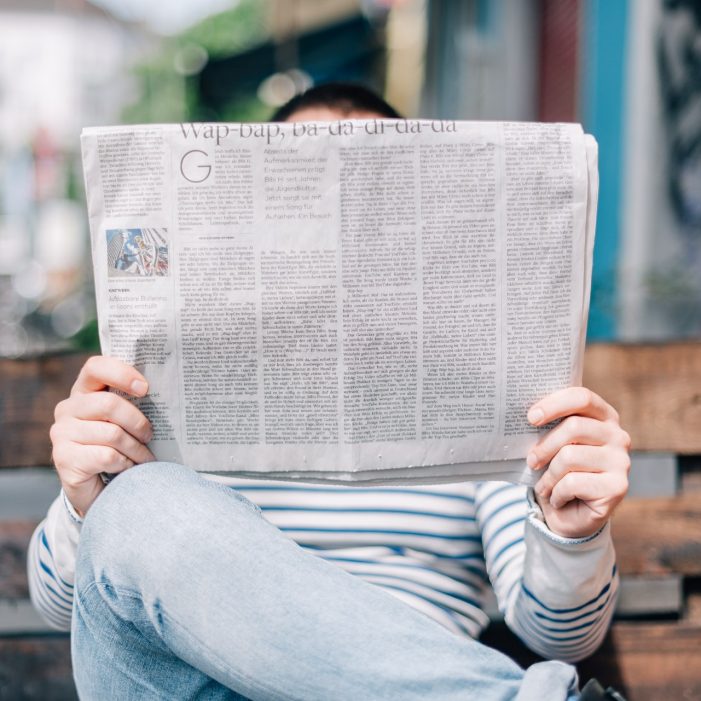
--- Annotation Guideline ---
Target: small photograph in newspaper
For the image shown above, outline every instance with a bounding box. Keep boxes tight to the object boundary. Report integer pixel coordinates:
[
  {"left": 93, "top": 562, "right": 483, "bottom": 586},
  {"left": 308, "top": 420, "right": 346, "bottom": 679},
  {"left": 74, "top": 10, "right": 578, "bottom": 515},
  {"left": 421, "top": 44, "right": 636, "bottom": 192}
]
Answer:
[{"left": 106, "top": 228, "right": 169, "bottom": 278}]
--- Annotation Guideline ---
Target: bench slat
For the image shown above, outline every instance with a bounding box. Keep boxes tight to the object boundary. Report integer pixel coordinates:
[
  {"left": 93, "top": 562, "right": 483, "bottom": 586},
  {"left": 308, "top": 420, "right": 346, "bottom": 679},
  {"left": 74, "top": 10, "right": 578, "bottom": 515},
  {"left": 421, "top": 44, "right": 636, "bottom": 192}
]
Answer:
[
  {"left": 2, "top": 342, "right": 701, "bottom": 468},
  {"left": 612, "top": 495, "right": 701, "bottom": 576},
  {"left": 0, "top": 353, "right": 89, "bottom": 469},
  {"left": 0, "top": 636, "right": 76, "bottom": 700},
  {"left": 583, "top": 342, "right": 701, "bottom": 454},
  {"left": 482, "top": 621, "right": 701, "bottom": 701},
  {"left": 579, "top": 623, "right": 701, "bottom": 701}
]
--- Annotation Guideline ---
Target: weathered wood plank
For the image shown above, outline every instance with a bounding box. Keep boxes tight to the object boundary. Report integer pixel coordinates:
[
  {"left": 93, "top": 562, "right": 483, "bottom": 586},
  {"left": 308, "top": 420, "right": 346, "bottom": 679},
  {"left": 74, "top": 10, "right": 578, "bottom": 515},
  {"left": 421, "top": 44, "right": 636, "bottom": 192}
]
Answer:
[
  {"left": 3, "top": 623, "right": 700, "bottom": 701},
  {"left": 579, "top": 623, "right": 701, "bottom": 701},
  {"left": 612, "top": 495, "right": 701, "bottom": 576},
  {"left": 0, "top": 353, "right": 89, "bottom": 469},
  {"left": 0, "top": 636, "right": 76, "bottom": 700},
  {"left": 0, "top": 468, "right": 61, "bottom": 519},
  {"left": 614, "top": 575, "right": 682, "bottom": 617},
  {"left": 583, "top": 342, "right": 701, "bottom": 454},
  {"left": 484, "top": 575, "right": 684, "bottom": 620},
  {"left": 0, "top": 600, "right": 55, "bottom": 635},
  {"left": 0, "top": 521, "right": 37, "bottom": 600},
  {"left": 482, "top": 622, "right": 701, "bottom": 701},
  {"left": 1, "top": 343, "right": 700, "bottom": 467},
  {"left": 627, "top": 452, "right": 677, "bottom": 498}
]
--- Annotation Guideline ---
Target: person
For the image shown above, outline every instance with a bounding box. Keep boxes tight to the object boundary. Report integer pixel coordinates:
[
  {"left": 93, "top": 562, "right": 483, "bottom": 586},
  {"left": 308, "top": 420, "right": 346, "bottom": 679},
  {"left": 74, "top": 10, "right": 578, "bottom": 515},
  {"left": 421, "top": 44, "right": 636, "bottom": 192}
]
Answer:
[{"left": 28, "top": 83, "right": 631, "bottom": 701}]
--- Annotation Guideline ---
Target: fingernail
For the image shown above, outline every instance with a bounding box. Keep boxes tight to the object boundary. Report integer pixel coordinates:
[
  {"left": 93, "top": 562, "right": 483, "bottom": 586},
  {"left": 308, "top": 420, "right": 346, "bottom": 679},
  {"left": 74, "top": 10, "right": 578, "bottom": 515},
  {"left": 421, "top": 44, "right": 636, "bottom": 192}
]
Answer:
[
  {"left": 526, "top": 452, "right": 539, "bottom": 469},
  {"left": 527, "top": 407, "right": 544, "bottom": 425},
  {"left": 131, "top": 379, "right": 148, "bottom": 396}
]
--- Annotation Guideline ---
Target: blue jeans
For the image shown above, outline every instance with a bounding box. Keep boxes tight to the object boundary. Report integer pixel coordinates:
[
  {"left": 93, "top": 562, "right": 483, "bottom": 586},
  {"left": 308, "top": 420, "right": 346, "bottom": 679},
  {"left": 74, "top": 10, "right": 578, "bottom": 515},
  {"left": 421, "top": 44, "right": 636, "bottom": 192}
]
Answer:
[{"left": 71, "top": 462, "right": 580, "bottom": 700}]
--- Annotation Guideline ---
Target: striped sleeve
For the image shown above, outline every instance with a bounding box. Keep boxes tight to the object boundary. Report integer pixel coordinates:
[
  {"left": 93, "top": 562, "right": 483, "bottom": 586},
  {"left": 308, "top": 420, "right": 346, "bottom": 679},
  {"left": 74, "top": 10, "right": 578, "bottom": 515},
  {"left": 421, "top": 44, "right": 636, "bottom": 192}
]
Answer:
[
  {"left": 475, "top": 482, "right": 618, "bottom": 663},
  {"left": 27, "top": 490, "right": 83, "bottom": 631}
]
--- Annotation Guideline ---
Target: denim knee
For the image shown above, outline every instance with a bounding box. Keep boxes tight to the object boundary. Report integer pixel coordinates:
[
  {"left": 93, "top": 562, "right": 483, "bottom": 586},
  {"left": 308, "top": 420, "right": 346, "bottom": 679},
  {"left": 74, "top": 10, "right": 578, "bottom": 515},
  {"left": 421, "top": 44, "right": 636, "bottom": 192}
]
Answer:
[
  {"left": 76, "top": 463, "right": 186, "bottom": 578},
  {"left": 76, "top": 462, "right": 261, "bottom": 592},
  {"left": 76, "top": 462, "right": 260, "bottom": 592},
  {"left": 83, "top": 461, "right": 193, "bottom": 528}
]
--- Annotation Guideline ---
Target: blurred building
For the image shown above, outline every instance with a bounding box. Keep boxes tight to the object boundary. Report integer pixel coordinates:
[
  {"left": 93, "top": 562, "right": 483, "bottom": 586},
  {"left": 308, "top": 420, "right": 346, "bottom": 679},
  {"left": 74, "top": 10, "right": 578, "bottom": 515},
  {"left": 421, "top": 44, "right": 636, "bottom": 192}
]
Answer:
[
  {"left": 1, "top": 0, "right": 697, "bottom": 352},
  {"left": 0, "top": 0, "right": 139, "bottom": 147},
  {"left": 0, "top": 0, "right": 149, "bottom": 355},
  {"left": 422, "top": 0, "right": 701, "bottom": 342}
]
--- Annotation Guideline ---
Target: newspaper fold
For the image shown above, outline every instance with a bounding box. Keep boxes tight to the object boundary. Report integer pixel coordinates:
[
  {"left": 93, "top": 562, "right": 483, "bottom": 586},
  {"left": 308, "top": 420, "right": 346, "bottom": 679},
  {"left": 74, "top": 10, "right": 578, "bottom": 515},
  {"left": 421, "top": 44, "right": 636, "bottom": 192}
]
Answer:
[{"left": 81, "top": 119, "right": 598, "bottom": 485}]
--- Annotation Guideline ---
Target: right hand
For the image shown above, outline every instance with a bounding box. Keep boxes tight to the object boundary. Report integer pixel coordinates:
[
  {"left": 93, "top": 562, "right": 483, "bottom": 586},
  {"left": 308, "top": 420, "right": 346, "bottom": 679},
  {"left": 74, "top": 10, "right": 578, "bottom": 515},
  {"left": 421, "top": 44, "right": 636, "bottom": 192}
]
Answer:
[{"left": 50, "top": 356, "right": 155, "bottom": 517}]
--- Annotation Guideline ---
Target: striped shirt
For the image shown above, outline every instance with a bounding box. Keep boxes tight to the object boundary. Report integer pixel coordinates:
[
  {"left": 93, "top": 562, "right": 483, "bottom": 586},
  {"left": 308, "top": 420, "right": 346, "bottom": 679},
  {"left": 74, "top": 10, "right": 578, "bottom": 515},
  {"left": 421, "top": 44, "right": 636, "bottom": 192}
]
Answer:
[{"left": 28, "top": 476, "right": 618, "bottom": 663}]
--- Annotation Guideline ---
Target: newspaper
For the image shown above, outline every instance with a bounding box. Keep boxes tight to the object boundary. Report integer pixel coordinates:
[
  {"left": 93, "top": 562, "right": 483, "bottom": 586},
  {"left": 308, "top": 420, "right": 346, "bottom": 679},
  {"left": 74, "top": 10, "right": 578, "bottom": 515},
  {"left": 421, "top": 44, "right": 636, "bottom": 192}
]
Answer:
[{"left": 81, "top": 119, "right": 598, "bottom": 486}]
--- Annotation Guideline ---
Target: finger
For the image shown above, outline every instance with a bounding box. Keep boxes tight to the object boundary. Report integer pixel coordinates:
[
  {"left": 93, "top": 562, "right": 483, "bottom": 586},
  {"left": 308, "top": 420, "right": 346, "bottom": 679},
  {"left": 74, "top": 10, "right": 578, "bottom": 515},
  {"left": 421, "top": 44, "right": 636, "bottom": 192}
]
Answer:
[
  {"left": 527, "top": 416, "right": 614, "bottom": 469},
  {"left": 54, "top": 442, "right": 135, "bottom": 482},
  {"left": 71, "top": 356, "right": 148, "bottom": 398},
  {"left": 55, "top": 392, "right": 152, "bottom": 444},
  {"left": 549, "top": 470, "right": 627, "bottom": 511},
  {"left": 527, "top": 387, "right": 618, "bottom": 426},
  {"left": 535, "top": 444, "right": 610, "bottom": 500},
  {"left": 61, "top": 417, "right": 155, "bottom": 465}
]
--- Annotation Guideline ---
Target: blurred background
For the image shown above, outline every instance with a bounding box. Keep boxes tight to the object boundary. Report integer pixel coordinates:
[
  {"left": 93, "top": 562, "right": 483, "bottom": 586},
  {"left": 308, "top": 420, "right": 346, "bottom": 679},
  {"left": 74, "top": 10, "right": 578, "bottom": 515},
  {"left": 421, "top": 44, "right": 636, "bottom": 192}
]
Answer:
[
  {"left": 1, "top": 5, "right": 700, "bottom": 699},
  {"left": 0, "top": 0, "right": 699, "bottom": 358}
]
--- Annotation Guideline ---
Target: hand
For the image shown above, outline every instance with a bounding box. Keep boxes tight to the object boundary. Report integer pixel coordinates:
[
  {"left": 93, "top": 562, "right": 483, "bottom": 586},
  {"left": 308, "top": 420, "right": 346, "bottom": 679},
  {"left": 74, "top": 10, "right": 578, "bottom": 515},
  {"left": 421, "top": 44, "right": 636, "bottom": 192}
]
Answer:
[
  {"left": 50, "top": 356, "right": 155, "bottom": 517},
  {"left": 526, "top": 387, "right": 631, "bottom": 539}
]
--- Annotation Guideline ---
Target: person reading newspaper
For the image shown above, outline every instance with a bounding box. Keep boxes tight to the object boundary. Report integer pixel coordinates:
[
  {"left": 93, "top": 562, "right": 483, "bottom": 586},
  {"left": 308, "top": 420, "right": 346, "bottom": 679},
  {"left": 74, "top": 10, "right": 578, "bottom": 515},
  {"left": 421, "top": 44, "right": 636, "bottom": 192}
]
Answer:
[{"left": 29, "top": 84, "right": 630, "bottom": 701}]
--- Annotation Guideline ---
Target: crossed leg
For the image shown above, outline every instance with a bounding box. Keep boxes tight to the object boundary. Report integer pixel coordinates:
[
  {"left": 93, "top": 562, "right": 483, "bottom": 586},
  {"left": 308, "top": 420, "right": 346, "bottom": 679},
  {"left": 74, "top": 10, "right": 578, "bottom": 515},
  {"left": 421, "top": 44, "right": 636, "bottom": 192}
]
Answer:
[{"left": 72, "top": 462, "right": 579, "bottom": 701}]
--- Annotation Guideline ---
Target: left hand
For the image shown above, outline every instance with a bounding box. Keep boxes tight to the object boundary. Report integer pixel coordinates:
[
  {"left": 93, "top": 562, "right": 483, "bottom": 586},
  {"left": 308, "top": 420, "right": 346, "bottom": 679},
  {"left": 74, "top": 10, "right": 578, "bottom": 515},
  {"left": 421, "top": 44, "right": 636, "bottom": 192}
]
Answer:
[{"left": 526, "top": 387, "right": 631, "bottom": 539}]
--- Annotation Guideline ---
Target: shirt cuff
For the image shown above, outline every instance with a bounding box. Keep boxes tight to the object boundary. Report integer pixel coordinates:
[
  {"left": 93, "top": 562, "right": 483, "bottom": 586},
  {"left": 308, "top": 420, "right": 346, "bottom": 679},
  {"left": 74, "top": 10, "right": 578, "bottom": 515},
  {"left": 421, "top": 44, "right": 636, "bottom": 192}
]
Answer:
[
  {"left": 61, "top": 489, "right": 85, "bottom": 527},
  {"left": 526, "top": 486, "right": 608, "bottom": 547}
]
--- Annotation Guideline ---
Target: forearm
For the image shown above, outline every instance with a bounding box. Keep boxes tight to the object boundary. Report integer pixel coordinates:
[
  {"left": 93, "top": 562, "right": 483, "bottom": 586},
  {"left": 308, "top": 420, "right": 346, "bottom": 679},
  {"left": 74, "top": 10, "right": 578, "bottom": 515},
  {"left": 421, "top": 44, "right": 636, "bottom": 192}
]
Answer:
[
  {"left": 28, "top": 490, "right": 83, "bottom": 631},
  {"left": 505, "top": 490, "right": 618, "bottom": 663}
]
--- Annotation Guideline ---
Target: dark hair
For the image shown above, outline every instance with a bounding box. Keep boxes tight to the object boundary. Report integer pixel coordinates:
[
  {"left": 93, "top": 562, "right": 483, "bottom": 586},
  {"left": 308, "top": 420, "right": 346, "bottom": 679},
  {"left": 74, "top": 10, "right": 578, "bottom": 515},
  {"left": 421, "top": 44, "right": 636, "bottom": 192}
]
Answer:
[{"left": 270, "top": 82, "right": 402, "bottom": 121}]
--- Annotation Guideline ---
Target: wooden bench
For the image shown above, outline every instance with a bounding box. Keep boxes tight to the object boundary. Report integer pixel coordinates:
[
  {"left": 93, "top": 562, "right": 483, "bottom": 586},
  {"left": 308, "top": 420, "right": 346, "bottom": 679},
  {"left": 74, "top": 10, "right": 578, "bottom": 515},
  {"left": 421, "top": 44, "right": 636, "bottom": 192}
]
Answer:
[{"left": 1, "top": 345, "right": 700, "bottom": 700}]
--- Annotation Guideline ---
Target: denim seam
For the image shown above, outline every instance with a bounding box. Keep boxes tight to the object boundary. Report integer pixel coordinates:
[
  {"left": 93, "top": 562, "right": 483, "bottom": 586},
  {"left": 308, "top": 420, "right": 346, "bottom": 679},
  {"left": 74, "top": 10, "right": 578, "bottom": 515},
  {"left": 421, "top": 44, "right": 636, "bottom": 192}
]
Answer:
[
  {"left": 82, "top": 580, "right": 285, "bottom": 701},
  {"left": 76, "top": 581, "right": 174, "bottom": 701},
  {"left": 202, "top": 478, "right": 264, "bottom": 517},
  {"left": 153, "top": 600, "right": 288, "bottom": 700}
]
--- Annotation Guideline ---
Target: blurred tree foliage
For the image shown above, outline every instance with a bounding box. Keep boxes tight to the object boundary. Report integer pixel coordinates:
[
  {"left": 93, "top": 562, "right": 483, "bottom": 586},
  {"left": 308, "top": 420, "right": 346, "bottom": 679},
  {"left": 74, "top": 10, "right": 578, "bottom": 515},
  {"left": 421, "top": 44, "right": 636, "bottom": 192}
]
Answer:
[
  {"left": 122, "top": 0, "right": 270, "bottom": 124},
  {"left": 70, "top": 316, "right": 100, "bottom": 352}
]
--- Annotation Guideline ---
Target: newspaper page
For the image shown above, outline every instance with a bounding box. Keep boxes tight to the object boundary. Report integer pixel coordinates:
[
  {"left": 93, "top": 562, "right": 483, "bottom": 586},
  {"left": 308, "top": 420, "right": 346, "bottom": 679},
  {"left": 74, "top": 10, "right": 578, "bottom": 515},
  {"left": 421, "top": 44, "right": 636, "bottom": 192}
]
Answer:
[{"left": 81, "top": 119, "right": 598, "bottom": 485}]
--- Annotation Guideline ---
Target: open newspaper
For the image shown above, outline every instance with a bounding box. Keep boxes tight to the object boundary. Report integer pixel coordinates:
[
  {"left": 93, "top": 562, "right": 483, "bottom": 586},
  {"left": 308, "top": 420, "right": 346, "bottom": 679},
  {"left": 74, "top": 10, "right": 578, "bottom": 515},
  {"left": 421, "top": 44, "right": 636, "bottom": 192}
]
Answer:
[{"left": 81, "top": 119, "right": 598, "bottom": 485}]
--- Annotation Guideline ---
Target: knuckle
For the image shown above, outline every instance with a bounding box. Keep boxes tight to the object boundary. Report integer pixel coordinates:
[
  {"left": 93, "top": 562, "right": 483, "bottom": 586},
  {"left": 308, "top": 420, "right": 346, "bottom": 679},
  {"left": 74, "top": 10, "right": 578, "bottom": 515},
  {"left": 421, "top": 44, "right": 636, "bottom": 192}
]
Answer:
[
  {"left": 563, "top": 415, "right": 585, "bottom": 437},
  {"left": 51, "top": 444, "right": 67, "bottom": 470},
  {"left": 135, "top": 415, "right": 151, "bottom": 437},
  {"left": 620, "top": 451, "right": 632, "bottom": 474},
  {"left": 97, "top": 391, "right": 118, "bottom": 415},
  {"left": 54, "top": 398, "right": 69, "bottom": 421},
  {"left": 109, "top": 448, "right": 128, "bottom": 469},
  {"left": 620, "top": 429, "right": 632, "bottom": 450},
  {"left": 85, "top": 355, "right": 103, "bottom": 374},
  {"left": 104, "top": 422, "right": 122, "bottom": 445},
  {"left": 558, "top": 443, "right": 578, "bottom": 464},
  {"left": 613, "top": 472, "right": 629, "bottom": 498},
  {"left": 96, "top": 446, "right": 118, "bottom": 469},
  {"left": 575, "top": 387, "right": 594, "bottom": 408}
]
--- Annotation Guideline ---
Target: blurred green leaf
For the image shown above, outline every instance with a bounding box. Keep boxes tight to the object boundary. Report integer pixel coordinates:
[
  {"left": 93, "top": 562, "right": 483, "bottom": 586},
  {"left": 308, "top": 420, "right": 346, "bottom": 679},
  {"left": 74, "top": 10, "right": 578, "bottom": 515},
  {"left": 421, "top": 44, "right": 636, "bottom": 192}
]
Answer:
[
  {"left": 122, "top": 0, "right": 269, "bottom": 125},
  {"left": 69, "top": 318, "right": 101, "bottom": 352}
]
